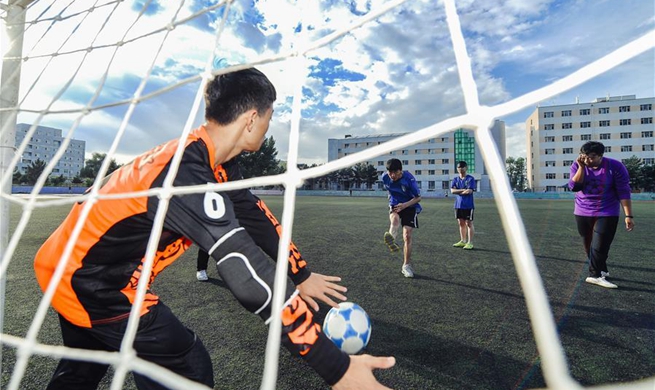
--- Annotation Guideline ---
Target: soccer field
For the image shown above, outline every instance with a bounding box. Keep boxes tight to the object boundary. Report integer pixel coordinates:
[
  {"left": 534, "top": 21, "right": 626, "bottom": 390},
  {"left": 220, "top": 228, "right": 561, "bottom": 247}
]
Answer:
[{"left": 2, "top": 196, "right": 654, "bottom": 389}]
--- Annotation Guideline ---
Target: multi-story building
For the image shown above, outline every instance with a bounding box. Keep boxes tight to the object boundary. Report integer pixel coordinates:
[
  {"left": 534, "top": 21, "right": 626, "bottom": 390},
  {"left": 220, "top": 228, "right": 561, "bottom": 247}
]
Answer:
[
  {"left": 15, "top": 123, "right": 86, "bottom": 179},
  {"left": 526, "top": 95, "right": 654, "bottom": 192},
  {"left": 327, "top": 120, "right": 506, "bottom": 192}
]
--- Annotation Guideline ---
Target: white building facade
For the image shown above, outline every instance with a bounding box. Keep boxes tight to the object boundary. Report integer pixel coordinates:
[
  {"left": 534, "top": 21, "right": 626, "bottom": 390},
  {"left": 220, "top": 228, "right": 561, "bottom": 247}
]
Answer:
[
  {"left": 526, "top": 95, "right": 654, "bottom": 192},
  {"left": 15, "top": 123, "right": 86, "bottom": 179},
  {"left": 327, "top": 120, "right": 506, "bottom": 192}
]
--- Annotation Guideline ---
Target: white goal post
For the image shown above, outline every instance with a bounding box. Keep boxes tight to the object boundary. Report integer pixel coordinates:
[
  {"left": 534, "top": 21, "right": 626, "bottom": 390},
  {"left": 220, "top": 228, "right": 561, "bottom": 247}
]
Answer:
[{"left": 1, "top": 1, "right": 654, "bottom": 389}]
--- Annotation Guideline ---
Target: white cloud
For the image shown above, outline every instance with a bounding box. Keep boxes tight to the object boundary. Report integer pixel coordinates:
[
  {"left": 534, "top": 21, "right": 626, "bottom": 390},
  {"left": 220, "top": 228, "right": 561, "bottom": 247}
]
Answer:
[{"left": 8, "top": 0, "right": 654, "bottom": 168}]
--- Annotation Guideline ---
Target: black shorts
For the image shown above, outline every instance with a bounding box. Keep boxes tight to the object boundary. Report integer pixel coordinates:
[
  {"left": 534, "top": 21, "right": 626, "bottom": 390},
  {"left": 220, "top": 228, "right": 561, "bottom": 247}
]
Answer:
[
  {"left": 47, "top": 302, "right": 214, "bottom": 389},
  {"left": 390, "top": 206, "right": 419, "bottom": 228},
  {"left": 455, "top": 208, "right": 474, "bottom": 221}
]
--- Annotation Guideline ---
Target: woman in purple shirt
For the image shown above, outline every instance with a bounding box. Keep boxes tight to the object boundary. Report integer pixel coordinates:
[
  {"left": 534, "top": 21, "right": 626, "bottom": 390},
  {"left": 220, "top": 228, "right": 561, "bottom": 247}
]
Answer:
[{"left": 568, "top": 141, "right": 635, "bottom": 289}]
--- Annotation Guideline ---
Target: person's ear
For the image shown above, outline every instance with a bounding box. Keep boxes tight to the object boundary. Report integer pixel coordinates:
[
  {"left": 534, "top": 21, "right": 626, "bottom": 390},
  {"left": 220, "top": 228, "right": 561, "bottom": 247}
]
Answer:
[{"left": 246, "top": 109, "right": 258, "bottom": 132}]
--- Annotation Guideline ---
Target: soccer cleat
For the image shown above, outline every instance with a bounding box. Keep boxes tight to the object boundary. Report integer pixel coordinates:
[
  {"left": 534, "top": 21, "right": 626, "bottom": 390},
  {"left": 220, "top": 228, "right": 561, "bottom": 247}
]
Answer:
[
  {"left": 463, "top": 243, "right": 474, "bottom": 250},
  {"left": 585, "top": 276, "right": 617, "bottom": 289},
  {"left": 401, "top": 264, "right": 414, "bottom": 278},
  {"left": 453, "top": 241, "right": 466, "bottom": 248},
  {"left": 601, "top": 271, "right": 610, "bottom": 278},
  {"left": 196, "top": 270, "right": 208, "bottom": 281},
  {"left": 384, "top": 232, "right": 400, "bottom": 252}
]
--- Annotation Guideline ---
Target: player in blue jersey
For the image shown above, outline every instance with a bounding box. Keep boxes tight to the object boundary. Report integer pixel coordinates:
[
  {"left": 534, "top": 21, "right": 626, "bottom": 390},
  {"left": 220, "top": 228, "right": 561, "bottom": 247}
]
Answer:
[
  {"left": 381, "top": 158, "right": 422, "bottom": 278},
  {"left": 451, "top": 161, "right": 476, "bottom": 250}
]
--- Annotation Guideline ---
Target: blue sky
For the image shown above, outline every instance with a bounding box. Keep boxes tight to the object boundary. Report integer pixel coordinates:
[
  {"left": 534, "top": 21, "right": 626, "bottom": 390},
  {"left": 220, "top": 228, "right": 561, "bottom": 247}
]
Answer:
[{"left": 6, "top": 0, "right": 655, "bottom": 165}]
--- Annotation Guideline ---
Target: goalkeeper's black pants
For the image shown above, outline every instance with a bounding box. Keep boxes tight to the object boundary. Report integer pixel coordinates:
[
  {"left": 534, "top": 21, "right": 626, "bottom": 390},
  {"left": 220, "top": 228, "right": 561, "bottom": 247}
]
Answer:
[{"left": 46, "top": 302, "right": 214, "bottom": 390}]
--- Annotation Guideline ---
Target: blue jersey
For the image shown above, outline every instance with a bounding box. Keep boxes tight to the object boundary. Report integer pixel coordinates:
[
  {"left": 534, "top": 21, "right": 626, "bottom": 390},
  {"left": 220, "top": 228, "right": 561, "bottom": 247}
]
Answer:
[
  {"left": 382, "top": 171, "right": 422, "bottom": 213},
  {"left": 451, "top": 174, "right": 475, "bottom": 209}
]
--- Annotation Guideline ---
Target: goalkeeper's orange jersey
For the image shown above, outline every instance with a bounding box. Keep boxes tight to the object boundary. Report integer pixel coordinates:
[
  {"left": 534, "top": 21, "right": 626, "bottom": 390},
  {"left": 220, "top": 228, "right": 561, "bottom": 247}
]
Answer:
[{"left": 33, "top": 126, "right": 349, "bottom": 384}]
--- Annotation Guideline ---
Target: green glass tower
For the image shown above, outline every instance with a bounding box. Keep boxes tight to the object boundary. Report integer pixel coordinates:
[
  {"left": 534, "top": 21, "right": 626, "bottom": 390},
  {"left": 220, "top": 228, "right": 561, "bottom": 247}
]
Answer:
[{"left": 454, "top": 129, "right": 475, "bottom": 173}]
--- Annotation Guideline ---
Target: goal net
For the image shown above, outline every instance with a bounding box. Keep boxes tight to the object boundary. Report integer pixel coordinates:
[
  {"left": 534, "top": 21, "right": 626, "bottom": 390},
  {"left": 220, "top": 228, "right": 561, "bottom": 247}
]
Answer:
[{"left": 0, "top": 0, "right": 653, "bottom": 389}]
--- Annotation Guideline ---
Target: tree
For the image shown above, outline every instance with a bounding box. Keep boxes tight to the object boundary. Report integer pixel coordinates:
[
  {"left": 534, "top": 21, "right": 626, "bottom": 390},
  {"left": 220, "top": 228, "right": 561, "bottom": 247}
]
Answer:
[
  {"left": 351, "top": 163, "right": 379, "bottom": 189},
  {"left": 640, "top": 164, "right": 655, "bottom": 192},
  {"left": 336, "top": 168, "right": 353, "bottom": 190},
  {"left": 80, "top": 152, "right": 121, "bottom": 179},
  {"left": 235, "top": 136, "right": 282, "bottom": 179},
  {"left": 50, "top": 174, "right": 67, "bottom": 186},
  {"left": 24, "top": 158, "right": 47, "bottom": 185},
  {"left": 12, "top": 168, "right": 23, "bottom": 184},
  {"left": 622, "top": 155, "right": 643, "bottom": 191},
  {"left": 506, "top": 156, "right": 527, "bottom": 191}
]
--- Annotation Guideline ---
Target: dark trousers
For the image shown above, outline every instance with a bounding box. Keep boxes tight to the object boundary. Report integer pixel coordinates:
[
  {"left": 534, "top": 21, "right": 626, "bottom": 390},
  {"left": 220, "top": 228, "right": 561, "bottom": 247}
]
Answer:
[
  {"left": 47, "top": 302, "right": 214, "bottom": 390},
  {"left": 575, "top": 215, "right": 619, "bottom": 278},
  {"left": 197, "top": 249, "right": 210, "bottom": 271}
]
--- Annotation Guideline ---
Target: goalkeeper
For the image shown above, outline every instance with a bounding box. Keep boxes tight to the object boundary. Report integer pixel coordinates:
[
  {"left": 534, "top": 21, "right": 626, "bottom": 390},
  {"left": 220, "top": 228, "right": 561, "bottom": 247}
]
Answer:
[{"left": 34, "top": 68, "right": 395, "bottom": 389}]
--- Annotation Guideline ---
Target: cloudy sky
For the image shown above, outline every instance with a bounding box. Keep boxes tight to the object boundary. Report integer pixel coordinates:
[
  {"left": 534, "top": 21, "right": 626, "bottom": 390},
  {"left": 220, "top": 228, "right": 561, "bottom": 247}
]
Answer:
[{"left": 5, "top": 0, "right": 655, "bottom": 166}]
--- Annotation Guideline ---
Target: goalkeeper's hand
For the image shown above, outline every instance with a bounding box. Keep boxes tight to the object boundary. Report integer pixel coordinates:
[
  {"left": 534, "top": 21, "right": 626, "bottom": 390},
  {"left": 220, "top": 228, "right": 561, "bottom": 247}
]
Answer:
[
  {"left": 332, "top": 355, "right": 396, "bottom": 390},
  {"left": 297, "top": 272, "right": 347, "bottom": 311}
]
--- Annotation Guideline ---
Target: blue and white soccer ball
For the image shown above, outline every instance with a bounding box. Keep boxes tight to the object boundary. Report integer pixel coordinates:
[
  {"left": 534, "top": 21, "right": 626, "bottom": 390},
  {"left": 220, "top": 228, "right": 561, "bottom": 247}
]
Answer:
[{"left": 323, "top": 302, "right": 372, "bottom": 355}]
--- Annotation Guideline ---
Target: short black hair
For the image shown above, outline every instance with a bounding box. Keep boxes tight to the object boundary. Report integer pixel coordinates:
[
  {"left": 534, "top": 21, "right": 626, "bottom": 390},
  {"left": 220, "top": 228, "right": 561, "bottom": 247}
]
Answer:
[
  {"left": 204, "top": 68, "right": 277, "bottom": 125},
  {"left": 457, "top": 161, "right": 467, "bottom": 168},
  {"left": 386, "top": 158, "right": 402, "bottom": 172},
  {"left": 580, "top": 141, "right": 605, "bottom": 156}
]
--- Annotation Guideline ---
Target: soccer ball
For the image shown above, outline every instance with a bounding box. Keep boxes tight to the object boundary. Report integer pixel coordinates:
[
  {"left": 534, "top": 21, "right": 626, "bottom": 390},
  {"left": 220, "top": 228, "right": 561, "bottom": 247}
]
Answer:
[{"left": 322, "top": 302, "right": 371, "bottom": 355}]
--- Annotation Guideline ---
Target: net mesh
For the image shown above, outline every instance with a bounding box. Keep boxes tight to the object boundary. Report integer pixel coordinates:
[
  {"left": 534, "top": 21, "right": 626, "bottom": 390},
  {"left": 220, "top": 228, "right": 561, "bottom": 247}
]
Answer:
[{"left": 0, "top": 0, "right": 653, "bottom": 389}]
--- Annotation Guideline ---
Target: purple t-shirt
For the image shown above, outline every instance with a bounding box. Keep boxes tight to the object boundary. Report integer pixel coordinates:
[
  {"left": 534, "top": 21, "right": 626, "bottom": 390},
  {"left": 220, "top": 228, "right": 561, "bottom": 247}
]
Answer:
[{"left": 568, "top": 157, "right": 631, "bottom": 217}]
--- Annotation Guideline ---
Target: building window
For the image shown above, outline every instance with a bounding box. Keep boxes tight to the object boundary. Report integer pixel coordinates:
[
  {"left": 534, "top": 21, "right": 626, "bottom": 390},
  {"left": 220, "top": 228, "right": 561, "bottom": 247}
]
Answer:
[
  {"left": 620, "top": 132, "right": 632, "bottom": 139},
  {"left": 598, "top": 107, "right": 610, "bottom": 114},
  {"left": 641, "top": 117, "right": 653, "bottom": 124},
  {"left": 415, "top": 159, "right": 422, "bottom": 165},
  {"left": 620, "top": 145, "right": 632, "bottom": 152},
  {"left": 442, "top": 158, "right": 449, "bottom": 164},
  {"left": 606, "top": 146, "right": 612, "bottom": 152},
  {"left": 544, "top": 124, "right": 555, "bottom": 130},
  {"left": 545, "top": 161, "right": 556, "bottom": 167},
  {"left": 581, "top": 121, "right": 591, "bottom": 128},
  {"left": 545, "top": 148, "right": 555, "bottom": 155},
  {"left": 428, "top": 170, "right": 435, "bottom": 175},
  {"left": 620, "top": 119, "right": 631, "bottom": 126},
  {"left": 561, "top": 110, "right": 572, "bottom": 116},
  {"left": 442, "top": 169, "right": 449, "bottom": 175},
  {"left": 546, "top": 173, "right": 556, "bottom": 179},
  {"left": 428, "top": 181, "right": 435, "bottom": 190},
  {"left": 642, "top": 131, "right": 653, "bottom": 137},
  {"left": 402, "top": 160, "right": 409, "bottom": 165},
  {"left": 579, "top": 108, "right": 591, "bottom": 116},
  {"left": 563, "top": 148, "right": 574, "bottom": 154},
  {"left": 562, "top": 135, "right": 573, "bottom": 142},
  {"left": 545, "top": 136, "right": 555, "bottom": 142},
  {"left": 644, "top": 158, "right": 654, "bottom": 165},
  {"left": 563, "top": 160, "right": 573, "bottom": 166},
  {"left": 415, "top": 170, "right": 422, "bottom": 175},
  {"left": 643, "top": 145, "right": 654, "bottom": 152},
  {"left": 619, "top": 105, "right": 630, "bottom": 112},
  {"left": 344, "top": 143, "right": 350, "bottom": 148},
  {"left": 428, "top": 159, "right": 436, "bottom": 164},
  {"left": 599, "top": 120, "right": 610, "bottom": 127},
  {"left": 562, "top": 123, "right": 572, "bottom": 129},
  {"left": 600, "top": 133, "right": 611, "bottom": 140},
  {"left": 378, "top": 161, "right": 384, "bottom": 166},
  {"left": 402, "top": 150, "right": 408, "bottom": 155},
  {"left": 442, "top": 181, "right": 450, "bottom": 189},
  {"left": 581, "top": 134, "right": 592, "bottom": 141},
  {"left": 544, "top": 111, "right": 554, "bottom": 118},
  {"left": 563, "top": 173, "right": 570, "bottom": 179},
  {"left": 640, "top": 104, "right": 652, "bottom": 111}
]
